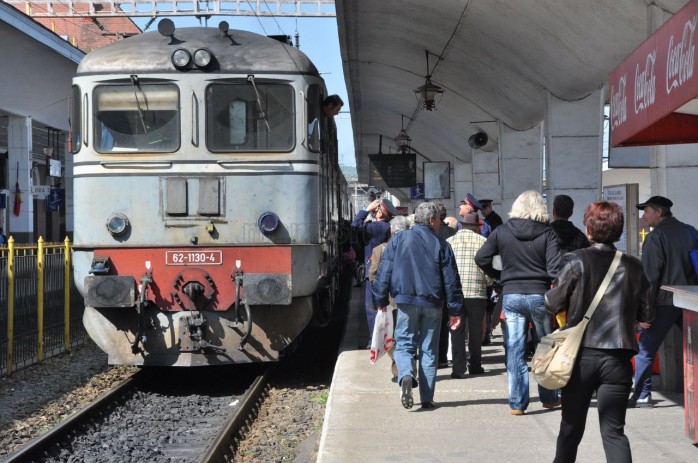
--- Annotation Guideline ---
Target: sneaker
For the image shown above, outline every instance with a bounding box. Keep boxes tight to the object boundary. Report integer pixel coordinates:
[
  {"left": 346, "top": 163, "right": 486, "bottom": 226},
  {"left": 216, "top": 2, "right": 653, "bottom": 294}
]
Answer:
[
  {"left": 628, "top": 395, "right": 653, "bottom": 408},
  {"left": 469, "top": 366, "right": 485, "bottom": 375},
  {"left": 510, "top": 409, "right": 525, "bottom": 416},
  {"left": 438, "top": 361, "right": 450, "bottom": 369},
  {"left": 394, "top": 376, "right": 418, "bottom": 387},
  {"left": 421, "top": 402, "right": 436, "bottom": 409},
  {"left": 401, "top": 376, "right": 414, "bottom": 409},
  {"left": 542, "top": 398, "right": 562, "bottom": 409},
  {"left": 450, "top": 372, "right": 466, "bottom": 379}
]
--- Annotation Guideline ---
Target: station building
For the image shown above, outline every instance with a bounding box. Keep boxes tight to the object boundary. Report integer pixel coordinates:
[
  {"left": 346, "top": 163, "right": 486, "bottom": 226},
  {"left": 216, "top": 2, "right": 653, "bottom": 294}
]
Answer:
[{"left": 0, "top": 3, "right": 139, "bottom": 243}]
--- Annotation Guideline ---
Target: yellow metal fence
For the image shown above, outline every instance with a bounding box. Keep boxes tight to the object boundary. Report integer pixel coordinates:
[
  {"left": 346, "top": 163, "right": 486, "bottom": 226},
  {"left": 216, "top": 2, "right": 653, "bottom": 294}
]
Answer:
[{"left": 0, "top": 237, "right": 86, "bottom": 376}]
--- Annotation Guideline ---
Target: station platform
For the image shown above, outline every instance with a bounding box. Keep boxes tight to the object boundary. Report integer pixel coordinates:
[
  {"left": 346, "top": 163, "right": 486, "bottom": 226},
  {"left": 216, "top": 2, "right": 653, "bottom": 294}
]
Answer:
[{"left": 318, "top": 286, "right": 698, "bottom": 462}]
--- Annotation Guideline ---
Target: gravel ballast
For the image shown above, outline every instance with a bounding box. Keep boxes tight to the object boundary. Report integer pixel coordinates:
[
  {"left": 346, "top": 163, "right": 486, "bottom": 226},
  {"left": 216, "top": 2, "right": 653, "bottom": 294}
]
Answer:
[{"left": 0, "top": 340, "right": 138, "bottom": 459}]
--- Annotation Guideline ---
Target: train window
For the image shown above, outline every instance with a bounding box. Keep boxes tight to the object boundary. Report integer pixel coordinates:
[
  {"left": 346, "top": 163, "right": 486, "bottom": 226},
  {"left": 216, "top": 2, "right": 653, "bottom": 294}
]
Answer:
[
  {"left": 93, "top": 84, "right": 180, "bottom": 154},
  {"left": 71, "top": 86, "right": 81, "bottom": 154},
  {"left": 206, "top": 83, "right": 294, "bottom": 153},
  {"left": 307, "top": 85, "right": 321, "bottom": 153}
]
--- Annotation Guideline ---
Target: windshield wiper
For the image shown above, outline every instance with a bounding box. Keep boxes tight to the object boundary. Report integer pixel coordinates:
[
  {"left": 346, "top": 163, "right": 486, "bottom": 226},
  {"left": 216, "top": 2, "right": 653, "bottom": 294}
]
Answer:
[
  {"left": 247, "top": 75, "right": 271, "bottom": 132},
  {"left": 130, "top": 75, "right": 149, "bottom": 134}
]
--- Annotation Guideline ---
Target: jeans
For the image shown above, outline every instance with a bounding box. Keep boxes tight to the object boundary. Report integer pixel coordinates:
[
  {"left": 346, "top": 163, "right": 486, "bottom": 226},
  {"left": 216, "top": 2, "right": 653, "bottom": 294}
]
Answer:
[
  {"left": 452, "top": 298, "right": 488, "bottom": 374},
  {"left": 632, "top": 304, "right": 683, "bottom": 400},
  {"left": 439, "top": 303, "right": 450, "bottom": 364},
  {"left": 394, "top": 304, "right": 442, "bottom": 403},
  {"left": 366, "top": 280, "right": 376, "bottom": 339},
  {"left": 502, "top": 293, "right": 559, "bottom": 410},
  {"left": 554, "top": 348, "right": 634, "bottom": 463}
]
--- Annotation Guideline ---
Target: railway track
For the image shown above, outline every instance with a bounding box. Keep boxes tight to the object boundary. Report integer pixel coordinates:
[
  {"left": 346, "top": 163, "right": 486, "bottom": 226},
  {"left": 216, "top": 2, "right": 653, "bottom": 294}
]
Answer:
[{"left": 4, "top": 366, "right": 273, "bottom": 463}]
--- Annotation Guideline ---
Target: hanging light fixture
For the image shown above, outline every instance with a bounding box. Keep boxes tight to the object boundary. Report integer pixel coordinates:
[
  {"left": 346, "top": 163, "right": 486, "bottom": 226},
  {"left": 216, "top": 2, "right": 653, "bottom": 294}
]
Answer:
[
  {"left": 414, "top": 50, "right": 444, "bottom": 111},
  {"left": 394, "top": 114, "right": 412, "bottom": 153}
]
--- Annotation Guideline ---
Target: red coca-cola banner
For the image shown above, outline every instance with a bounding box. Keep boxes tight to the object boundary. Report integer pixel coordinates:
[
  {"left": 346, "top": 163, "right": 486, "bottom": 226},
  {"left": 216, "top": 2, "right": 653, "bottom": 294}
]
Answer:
[{"left": 610, "top": 0, "right": 698, "bottom": 147}]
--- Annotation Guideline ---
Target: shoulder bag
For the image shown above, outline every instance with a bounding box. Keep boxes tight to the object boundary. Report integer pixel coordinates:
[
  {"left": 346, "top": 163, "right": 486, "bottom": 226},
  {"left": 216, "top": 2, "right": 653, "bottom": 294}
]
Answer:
[{"left": 532, "top": 250, "right": 622, "bottom": 390}]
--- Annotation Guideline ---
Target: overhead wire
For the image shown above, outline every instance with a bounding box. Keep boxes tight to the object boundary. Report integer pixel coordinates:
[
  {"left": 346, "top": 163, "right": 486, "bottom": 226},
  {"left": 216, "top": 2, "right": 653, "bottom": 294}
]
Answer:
[
  {"left": 246, "top": 0, "right": 268, "bottom": 35},
  {"left": 262, "top": 0, "right": 287, "bottom": 36}
]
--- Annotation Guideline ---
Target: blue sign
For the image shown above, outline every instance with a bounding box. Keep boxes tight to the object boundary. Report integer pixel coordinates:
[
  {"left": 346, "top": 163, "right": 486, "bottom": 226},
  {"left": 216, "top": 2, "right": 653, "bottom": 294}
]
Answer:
[
  {"left": 48, "top": 189, "right": 65, "bottom": 207},
  {"left": 46, "top": 201, "right": 58, "bottom": 213},
  {"left": 410, "top": 183, "right": 425, "bottom": 200},
  {"left": 0, "top": 193, "right": 6, "bottom": 209}
]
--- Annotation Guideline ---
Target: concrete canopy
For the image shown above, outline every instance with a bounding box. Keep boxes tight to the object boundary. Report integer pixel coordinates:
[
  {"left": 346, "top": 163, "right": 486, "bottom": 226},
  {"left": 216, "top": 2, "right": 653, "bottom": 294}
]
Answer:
[{"left": 337, "top": 0, "right": 690, "bottom": 198}]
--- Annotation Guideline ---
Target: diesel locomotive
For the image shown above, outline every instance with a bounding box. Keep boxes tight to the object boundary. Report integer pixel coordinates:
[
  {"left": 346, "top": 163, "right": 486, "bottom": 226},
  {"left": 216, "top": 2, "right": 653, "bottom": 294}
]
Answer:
[{"left": 70, "top": 20, "right": 350, "bottom": 366}]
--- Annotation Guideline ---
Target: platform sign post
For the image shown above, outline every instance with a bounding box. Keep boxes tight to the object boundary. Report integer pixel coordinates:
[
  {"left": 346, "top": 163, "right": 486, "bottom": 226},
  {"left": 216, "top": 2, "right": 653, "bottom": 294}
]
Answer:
[
  {"left": 37, "top": 237, "right": 45, "bottom": 362},
  {"left": 603, "top": 184, "right": 639, "bottom": 257}
]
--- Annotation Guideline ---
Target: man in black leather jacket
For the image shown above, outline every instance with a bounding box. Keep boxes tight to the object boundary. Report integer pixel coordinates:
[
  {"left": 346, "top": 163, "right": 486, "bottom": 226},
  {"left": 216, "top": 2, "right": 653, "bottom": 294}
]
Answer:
[{"left": 630, "top": 196, "right": 698, "bottom": 408}]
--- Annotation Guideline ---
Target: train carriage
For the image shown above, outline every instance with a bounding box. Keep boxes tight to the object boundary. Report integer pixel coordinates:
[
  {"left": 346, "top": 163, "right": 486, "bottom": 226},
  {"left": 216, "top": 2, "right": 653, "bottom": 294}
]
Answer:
[{"left": 71, "top": 21, "right": 349, "bottom": 366}]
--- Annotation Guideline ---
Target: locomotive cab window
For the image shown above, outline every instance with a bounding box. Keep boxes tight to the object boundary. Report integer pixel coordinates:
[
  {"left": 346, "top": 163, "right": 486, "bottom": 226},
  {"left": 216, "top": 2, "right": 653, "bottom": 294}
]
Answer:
[
  {"left": 93, "top": 84, "right": 180, "bottom": 153},
  {"left": 206, "top": 83, "right": 294, "bottom": 152},
  {"left": 71, "top": 85, "right": 81, "bottom": 154}
]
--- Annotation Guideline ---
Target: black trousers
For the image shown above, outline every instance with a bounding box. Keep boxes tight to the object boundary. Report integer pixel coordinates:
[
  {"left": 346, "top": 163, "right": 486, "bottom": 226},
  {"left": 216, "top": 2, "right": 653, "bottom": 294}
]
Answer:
[
  {"left": 451, "top": 298, "right": 488, "bottom": 374},
  {"left": 554, "top": 348, "right": 634, "bottom": 463}
]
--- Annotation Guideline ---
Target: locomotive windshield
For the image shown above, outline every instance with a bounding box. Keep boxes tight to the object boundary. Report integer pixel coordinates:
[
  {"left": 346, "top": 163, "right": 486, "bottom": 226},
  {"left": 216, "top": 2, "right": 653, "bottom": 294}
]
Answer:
[
  {"left": 206, "top": 83, "right": 294, "bottom": 152},
  {"left": 94, "top": 84, "right": 179, "bottom": 153}
]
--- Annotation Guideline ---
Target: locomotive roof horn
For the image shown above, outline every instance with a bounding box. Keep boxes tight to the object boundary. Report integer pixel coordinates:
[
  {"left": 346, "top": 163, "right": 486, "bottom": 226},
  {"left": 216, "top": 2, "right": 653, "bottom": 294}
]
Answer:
[{"left": 158, "top": 19, "right": 176, "bottom": 37}]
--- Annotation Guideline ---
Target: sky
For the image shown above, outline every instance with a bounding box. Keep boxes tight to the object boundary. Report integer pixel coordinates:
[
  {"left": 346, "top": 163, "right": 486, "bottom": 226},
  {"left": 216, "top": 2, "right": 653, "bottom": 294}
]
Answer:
[{"left": 130, "top": 13, "right": 356, "bottom": 166}]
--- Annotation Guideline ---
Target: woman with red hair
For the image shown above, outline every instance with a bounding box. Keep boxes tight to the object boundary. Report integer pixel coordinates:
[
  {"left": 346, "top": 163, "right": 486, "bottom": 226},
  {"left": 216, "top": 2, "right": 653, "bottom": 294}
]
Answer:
[{"left": 545, "top": 201, "right": 654, "bottom": 463}]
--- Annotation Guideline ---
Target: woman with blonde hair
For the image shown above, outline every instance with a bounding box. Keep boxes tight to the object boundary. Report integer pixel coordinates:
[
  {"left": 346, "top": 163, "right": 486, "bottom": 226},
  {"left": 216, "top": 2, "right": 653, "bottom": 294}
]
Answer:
[{"left": 475, "top": 190, "right": 562, "bottom": 415}]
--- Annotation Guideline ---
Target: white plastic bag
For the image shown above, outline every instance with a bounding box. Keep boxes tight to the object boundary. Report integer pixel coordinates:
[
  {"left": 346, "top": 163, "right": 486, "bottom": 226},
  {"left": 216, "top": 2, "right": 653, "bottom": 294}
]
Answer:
[{"left": 369, "top": 305, "right": 395, "bottom": 364}]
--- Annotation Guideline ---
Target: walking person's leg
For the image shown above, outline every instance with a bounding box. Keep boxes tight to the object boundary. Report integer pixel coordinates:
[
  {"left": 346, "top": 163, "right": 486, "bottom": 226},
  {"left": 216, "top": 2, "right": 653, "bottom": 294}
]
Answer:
[
  {"left": 394, "top": 305, "right": 420, "bottom": 386},
  {"left": 466, "top": 299, "right": 488, "bottom": 373},
  {"left": 438, "top": 303, "right": 450, "bottom": 366},
  {"left": 632, "top": 305, "right": 683, "bottom": 402},
  {"left": 450, "top": 301, "right": 468, "bottom": 376},
  {"left": 365, "top": 280, "right": 377, "bottom": 342},
  {"left": 554, "top": 353, "right": 597, "bottom": 463},
  {"left": 418, "top": 306, "right": 442, "bottom": 404},
  {"left": 596, "top": 353, "right": 634, "bottom": 463},
  {"left": 502, "top": 294, "right": 530, "bottom": 412},
  {"left": 528, "top": 294, "right": 560, "bottom": 405}
]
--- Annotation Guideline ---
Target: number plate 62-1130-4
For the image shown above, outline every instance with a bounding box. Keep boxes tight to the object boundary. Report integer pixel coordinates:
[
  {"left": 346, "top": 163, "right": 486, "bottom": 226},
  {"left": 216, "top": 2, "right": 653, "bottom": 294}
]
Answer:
[{"left": 165, "top": 251, "right": 223, "bottom": 266}]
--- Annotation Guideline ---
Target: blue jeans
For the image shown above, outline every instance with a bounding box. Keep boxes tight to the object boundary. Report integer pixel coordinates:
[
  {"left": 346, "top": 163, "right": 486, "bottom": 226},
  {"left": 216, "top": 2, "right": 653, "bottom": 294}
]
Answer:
[
  {"left": 366, "top": 280, "right": 377, "bottom": 339},
  {"left": 633, "top": 304, "right": 683, "bottom": 400},
  {"left": 394, "top": 304, "right": 442, "bottom": 403},
  {"left": 503, "top": 293, "right": 560, "bottom": 410}
]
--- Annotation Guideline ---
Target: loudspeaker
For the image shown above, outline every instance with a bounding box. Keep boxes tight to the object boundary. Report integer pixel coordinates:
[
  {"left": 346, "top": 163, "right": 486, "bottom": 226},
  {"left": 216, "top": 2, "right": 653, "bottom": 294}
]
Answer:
[{"left": 468, "top": 132, "right": 488, "bottom": 149}]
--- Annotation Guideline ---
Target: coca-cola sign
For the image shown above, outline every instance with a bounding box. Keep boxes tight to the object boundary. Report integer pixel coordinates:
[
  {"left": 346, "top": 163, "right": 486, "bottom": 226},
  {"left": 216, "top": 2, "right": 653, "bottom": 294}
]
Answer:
[
  {"left": 666, "top": 16, "right": 697, "bottom": 94},
  {"left": 611, "top": 74, "right": 627, "bottom": 128},
  {"left": 610, "top": 0, "right": 698, "bottom": 147},
  {"left": 635, "top": 51, "right": 656, "bottom": 114}
]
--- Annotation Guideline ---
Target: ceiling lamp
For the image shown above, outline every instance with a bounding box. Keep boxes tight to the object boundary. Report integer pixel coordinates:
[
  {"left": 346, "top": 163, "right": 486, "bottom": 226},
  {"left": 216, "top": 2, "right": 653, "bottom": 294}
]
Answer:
[
  {"left": 394, "top": 115, "right": 412, "bottom": 153},
  {"left": 414, "top": 50, "right": 444, "bottom": 111}
]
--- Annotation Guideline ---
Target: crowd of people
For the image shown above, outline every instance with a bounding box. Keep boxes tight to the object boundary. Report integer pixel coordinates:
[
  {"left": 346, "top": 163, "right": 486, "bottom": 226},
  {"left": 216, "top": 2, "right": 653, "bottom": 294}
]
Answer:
[{"left": 349, "top": 190, "right": 698, "bottom": 463}]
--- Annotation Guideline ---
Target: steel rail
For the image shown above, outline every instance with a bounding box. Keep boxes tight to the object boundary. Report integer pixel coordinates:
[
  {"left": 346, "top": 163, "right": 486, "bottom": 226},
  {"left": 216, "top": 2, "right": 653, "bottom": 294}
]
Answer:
[
  {"left": 3, "top": 370, "right": 144, "bottom": 463},
  {"left": 198, "top": 366, "right": 275, "bottom": 463}
]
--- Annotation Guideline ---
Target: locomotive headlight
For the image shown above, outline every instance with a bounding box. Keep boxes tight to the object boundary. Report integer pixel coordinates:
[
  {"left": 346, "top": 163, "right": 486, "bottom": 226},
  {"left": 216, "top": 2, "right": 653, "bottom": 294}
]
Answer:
[
  {"left": 258, "top": 212, "right": 280, "bottom": 234},
  {"left": 172, "top": 49, "right": 191, "bottom": 68},
  {"left": 106, "top": 213, "right": 130, "bottom": 236},
  {"left": 193, "top": 48, "right": 213, "bottom": 68}
]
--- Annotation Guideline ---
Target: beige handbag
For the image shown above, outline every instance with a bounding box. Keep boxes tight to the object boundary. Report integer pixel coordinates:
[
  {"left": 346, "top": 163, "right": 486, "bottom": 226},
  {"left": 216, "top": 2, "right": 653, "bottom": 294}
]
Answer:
[{"left": 532, "top": 251, "right": 622, "bottom": 390}]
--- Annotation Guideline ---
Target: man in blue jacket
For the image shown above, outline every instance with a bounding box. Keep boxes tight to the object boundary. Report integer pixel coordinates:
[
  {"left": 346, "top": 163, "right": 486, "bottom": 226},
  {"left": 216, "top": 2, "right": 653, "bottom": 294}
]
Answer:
[
  {"left": 352, "top": 198, "right": 398, "bottom": 341},
  {"left": 373, "top": 202, "right": 464, "bottom": 410}
]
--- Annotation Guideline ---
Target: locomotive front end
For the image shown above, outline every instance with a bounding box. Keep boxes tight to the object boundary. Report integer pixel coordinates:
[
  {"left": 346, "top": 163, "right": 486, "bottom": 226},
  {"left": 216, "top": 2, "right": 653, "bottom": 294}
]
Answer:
[{"left": 71, "top": 24, "right": 343, "bottom": 366}]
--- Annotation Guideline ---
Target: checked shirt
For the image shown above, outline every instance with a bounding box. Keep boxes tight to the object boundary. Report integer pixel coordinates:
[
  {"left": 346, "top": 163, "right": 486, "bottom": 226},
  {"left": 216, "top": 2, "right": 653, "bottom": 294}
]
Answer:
[{"left": 446, "top": 229, "right": 493, "bottom": 299}]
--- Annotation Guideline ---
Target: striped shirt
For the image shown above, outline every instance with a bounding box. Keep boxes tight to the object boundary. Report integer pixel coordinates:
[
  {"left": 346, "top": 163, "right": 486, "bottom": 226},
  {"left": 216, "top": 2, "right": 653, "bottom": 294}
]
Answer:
[{"left": 447, "top": 229, "right": 493, "bottom": 299}]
